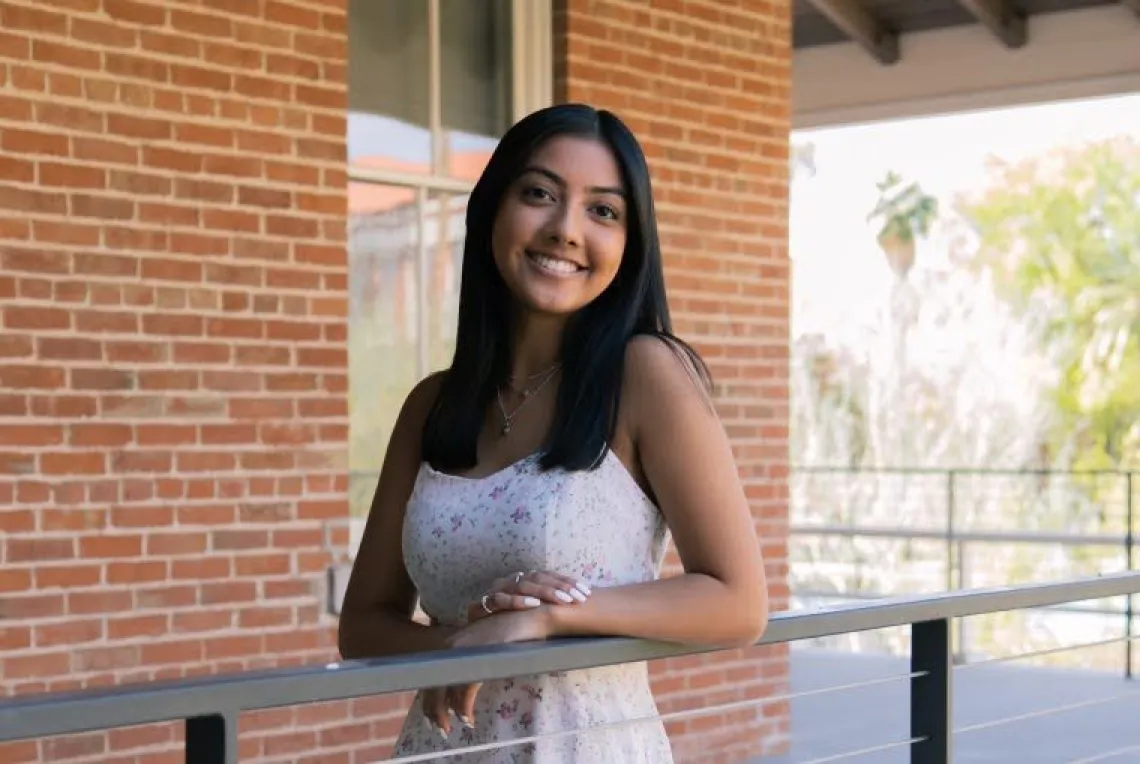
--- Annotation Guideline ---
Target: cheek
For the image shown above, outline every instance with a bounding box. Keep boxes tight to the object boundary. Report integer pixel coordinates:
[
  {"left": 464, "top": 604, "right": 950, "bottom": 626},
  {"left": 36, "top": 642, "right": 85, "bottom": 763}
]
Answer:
[
  {"left": 492, "top": 206, "right": 542, "bottom": 261},
  {"left": 490, "top": 212, "right": 520, "bottom": 271},
  {"left": 592, "top": 233, "right": 627, "bottom": 276}
]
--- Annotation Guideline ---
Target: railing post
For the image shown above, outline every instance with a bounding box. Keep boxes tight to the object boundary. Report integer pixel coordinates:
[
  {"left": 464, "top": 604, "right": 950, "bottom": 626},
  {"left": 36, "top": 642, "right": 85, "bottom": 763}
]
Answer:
[
  {"left": 911, "top": 618, "right": 952, "bottom": 764},
  {"left": 945, "top": 470, "right": 956, "bottom": 593},
  {"left": 1127, "top": 471, "right": 1135, "bottom": 680},
  {"left": 186, "top": 712, "right": 238, "bottom": 764},
  {"left": 946, "top": 471, "right": 966, "bottom": 662}
]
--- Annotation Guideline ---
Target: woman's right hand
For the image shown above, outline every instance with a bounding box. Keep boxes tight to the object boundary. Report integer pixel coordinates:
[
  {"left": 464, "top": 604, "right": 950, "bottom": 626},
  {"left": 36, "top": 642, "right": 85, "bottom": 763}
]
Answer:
[
  {"left": 421, "top": 571, "right": 592, "bottom": 736},
  {"left": 466, "top": 569, "right": 591, "bottom": 623}
]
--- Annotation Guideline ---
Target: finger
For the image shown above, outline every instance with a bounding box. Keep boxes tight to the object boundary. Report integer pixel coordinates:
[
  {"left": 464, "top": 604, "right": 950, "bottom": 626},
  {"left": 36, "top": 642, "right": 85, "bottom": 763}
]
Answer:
[
  {"left": 530, "top": 570, "right": 590, "bottom": 591},
  {"left": 447, "top": 686, "right": 476, "bottom": 729},
  {"left": 460, "top": 682, "right": 482, "bottom": 723},
  {"left": 429, "top": 687, "right": 451, "bottom": 736},
  {"left": 487, "top": 572, "right": 592, "bottom": 606},
  {"left": 467, "top": 593, "right": 497, "bottom": 622},
  {"left": 466, "top": 590, "right": 537, "bottom": 622},
  {"left": 490, "top": 591, "right": 542, "bottom": 611},
  {"left": 516, "top": 576, "right": 589, "bottom": 604}
]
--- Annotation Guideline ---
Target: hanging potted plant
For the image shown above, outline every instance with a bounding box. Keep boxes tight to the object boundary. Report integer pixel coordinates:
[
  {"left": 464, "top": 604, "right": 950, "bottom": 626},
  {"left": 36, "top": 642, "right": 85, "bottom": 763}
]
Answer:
[{"left": 868, "top": 171, "right": 940, "bottom": 280}]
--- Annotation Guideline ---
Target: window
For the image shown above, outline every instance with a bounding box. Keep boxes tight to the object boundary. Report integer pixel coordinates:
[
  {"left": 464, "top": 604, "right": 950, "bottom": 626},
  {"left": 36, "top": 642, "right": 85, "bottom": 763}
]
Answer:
[{"left": 347, "top": 0, "right": 551, "bottom": 514}]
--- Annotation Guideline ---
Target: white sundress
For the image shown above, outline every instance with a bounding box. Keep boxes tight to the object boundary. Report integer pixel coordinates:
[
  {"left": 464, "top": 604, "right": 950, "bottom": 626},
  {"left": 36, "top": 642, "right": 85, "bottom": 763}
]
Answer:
[{"left": 393, "top": 449, "right": 674, "bottom": 763}]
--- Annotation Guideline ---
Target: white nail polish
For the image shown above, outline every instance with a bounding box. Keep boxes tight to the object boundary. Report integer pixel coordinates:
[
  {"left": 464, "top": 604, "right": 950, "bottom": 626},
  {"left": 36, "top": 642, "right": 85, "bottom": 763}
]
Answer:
[
  {"left": 522, "top": 596, "right": 541, "bottom": 607},
  {"left": 570, "top": 588, "right": 587, "bottom": 603},
  {"left": 555, "top": 590, "right": 574, "bottom": 603},
  {"left": 576, "top": 581, "right": 591, "bottom": 595},
  {"left": 437, "top": 726, "right": 449, "bottom": 741},
  {"left": 458, "top": 714, "right": 474, "bottom": 729}
]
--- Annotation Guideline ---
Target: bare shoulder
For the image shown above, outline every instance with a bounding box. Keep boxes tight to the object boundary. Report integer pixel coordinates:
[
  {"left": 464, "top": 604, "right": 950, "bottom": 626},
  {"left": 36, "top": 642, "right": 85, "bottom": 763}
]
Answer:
[
  {"left": 623, "top": 334, "right": 712, "bottom": 420},
  {"left": 400, "top": 369, "right": 446, "bottom": 428}
]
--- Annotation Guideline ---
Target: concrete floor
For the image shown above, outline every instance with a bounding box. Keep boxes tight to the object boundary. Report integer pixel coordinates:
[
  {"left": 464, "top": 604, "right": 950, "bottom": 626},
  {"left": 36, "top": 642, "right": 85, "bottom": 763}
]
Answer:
[{"left": 757, "top": 648, "right": 1140, "bottom": 763}]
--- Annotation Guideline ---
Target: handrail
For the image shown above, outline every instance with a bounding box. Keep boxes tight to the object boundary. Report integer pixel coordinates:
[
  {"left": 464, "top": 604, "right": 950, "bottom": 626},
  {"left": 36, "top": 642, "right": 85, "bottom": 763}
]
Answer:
[
  {"left": 2, "top": 571, "right": 1138, "bottom": 745},
  {"left": 790, "top": 523, "right": 1128, "bottom": 547},
  {"left": 791, "top": 465, "right": 1138, "bottom": 677}
]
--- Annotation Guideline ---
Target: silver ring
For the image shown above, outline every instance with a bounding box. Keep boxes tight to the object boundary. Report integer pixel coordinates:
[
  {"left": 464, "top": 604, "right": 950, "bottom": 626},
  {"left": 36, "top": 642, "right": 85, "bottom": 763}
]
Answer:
[
  {"left": 512, "top": 571, "right": 524, "bottom": 585},
  {"left": 480, "top": 594, "right": 494, "bottom": 614}
]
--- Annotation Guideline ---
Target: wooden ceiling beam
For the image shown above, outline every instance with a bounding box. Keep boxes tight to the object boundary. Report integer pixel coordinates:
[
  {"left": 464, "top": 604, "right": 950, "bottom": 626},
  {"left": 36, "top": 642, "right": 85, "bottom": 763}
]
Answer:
[
  {"left": 805, "top": 0, "right": 900, "bottom": 64},
  {"left": 956, "top": 0, "right": 1028, "bottom": 47}
]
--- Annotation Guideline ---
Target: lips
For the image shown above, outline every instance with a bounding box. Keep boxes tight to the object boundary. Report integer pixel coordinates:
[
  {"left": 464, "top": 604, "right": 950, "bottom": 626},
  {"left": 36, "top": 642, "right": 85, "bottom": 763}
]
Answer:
[{"left": 525, "top": 250, "right": 587, "bottom": 275}]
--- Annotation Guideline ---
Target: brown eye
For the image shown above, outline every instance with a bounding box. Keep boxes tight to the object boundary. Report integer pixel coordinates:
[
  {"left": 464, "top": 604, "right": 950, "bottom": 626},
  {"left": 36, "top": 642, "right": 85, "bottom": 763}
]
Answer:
[
  {"left": 522, "top": 186, "right": 555, "bottom": 202},
  {"left": 592, "top": 204, "right": 619, "bottom": 221}
]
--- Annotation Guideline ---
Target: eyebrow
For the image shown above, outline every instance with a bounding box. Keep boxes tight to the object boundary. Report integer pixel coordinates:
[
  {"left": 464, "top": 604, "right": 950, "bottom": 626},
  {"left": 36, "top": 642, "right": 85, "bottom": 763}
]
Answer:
[{"left": 521, "top": 165, "right": 626, "bottom": 199}]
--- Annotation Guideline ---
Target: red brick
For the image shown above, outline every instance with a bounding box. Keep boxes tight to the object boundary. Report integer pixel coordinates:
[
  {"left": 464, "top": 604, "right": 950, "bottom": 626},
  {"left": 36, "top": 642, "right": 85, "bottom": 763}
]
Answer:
[
  {"left": 0, "top": 1, "right": 790, "bottom": 762},
  {"left": 557, "top": 1, "right": 791, "bottom": 758}
]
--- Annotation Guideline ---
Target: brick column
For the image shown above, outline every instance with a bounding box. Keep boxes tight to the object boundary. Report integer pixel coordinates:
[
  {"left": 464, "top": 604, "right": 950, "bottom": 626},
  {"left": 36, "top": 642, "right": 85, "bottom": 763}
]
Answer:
[
  {"left": 555, "top": 2, "right": 793, "bottom": 761},
  {"left": 0, "top": 1, "right": 402, "bottom": 761}
]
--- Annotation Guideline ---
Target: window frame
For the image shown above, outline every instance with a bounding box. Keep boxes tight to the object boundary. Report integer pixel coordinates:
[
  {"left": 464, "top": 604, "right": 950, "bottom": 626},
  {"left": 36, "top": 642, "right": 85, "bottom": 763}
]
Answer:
[{"left": 348, "top": 0, "right": 553, "bottom": 380}]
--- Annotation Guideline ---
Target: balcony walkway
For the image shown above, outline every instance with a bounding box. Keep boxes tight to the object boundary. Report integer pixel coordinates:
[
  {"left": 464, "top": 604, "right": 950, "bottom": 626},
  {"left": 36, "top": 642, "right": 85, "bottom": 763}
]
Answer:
[{"left": 760, "top": 648, "right": 1140, "bottom": 762}]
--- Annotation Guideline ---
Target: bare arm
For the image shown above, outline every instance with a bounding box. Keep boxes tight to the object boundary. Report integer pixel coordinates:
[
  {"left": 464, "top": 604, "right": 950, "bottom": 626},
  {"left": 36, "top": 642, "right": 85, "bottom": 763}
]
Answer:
[
  {"left": 545, "top": 337, "right": 769, "bottom": 648},
  {"left": 337, "top": 373, "right": 459, "bottom": 660}
]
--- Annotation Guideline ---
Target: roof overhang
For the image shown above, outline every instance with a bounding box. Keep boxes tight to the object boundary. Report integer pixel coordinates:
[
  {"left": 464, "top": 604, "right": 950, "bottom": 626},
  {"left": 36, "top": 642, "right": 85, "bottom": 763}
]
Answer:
[{"left": 793, "top": 3, "right": 1140, "bottom": 127}]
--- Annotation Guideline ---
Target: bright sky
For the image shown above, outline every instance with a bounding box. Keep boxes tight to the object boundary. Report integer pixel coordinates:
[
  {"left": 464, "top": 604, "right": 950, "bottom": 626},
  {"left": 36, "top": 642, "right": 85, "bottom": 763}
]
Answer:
[{"left": 790, "top": 92, "right": 1140, "bottom": 341}]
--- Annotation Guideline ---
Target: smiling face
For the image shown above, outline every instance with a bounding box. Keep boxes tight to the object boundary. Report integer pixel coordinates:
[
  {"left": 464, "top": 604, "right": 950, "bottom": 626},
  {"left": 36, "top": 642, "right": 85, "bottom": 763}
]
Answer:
[{"left": 490, "top": 135, "right": 629, "bottom": 318}]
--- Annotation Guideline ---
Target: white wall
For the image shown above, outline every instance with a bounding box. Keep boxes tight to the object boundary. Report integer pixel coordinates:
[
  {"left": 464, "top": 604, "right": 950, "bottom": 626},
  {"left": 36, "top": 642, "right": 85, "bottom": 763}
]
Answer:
[{"left": 793, "top": 5, "right": 1140, "bottom": 128}]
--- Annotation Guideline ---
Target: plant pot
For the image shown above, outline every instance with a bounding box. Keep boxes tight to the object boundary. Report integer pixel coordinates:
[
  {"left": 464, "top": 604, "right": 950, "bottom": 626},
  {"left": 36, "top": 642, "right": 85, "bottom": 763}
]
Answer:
[{"left": 878, "top": 232, "right": 915, "bottom": 279}]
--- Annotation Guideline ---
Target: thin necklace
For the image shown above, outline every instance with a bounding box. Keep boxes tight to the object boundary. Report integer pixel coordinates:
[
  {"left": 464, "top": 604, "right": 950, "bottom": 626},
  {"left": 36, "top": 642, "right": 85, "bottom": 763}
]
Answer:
[
  {"left": 505, "top": 362, "right": 561, "bottom": 394},
  {"left": 496, "top": 364, "right": 560, "bottom": 436}
]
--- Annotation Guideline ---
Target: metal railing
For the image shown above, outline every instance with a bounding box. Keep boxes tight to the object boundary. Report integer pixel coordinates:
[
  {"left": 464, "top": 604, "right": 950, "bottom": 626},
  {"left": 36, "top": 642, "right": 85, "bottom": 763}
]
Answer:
[
  {"left": 2, "top": 572, "right": 1138, "bottom": 763},
  {"left": 791, "top": 466, "right": 1139, "bottom": 677}
]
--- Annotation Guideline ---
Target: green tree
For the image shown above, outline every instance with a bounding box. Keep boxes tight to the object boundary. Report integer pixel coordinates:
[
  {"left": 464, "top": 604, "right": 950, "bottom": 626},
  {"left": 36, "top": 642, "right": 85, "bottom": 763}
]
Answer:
[{"left": 957, "top": 136, "right": 1140, "bottom": 470}]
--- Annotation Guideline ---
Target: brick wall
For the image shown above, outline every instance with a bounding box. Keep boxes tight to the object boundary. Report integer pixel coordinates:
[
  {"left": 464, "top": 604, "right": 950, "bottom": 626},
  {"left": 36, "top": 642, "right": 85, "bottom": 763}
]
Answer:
[
  {"left": 0, "top": 0, "right": 791, "bottom": 762},
  {"left": 0, "top": 1, "right": 410, "bottom": 762},
  {"left": 555, "top": 1, "right": 793, "bottom": 761}
]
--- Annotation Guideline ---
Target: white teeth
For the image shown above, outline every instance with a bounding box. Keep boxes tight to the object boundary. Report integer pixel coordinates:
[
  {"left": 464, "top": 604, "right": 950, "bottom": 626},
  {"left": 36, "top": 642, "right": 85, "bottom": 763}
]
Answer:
[{"left": 529, "top": 252, "right": 580, "bottom": 274}]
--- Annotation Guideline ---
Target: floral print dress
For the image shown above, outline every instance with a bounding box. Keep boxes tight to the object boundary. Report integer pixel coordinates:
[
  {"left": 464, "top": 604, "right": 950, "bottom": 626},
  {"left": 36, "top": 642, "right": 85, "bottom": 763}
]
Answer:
[{"left": 394, "top": 450, "right": 674, "bottom": 763}]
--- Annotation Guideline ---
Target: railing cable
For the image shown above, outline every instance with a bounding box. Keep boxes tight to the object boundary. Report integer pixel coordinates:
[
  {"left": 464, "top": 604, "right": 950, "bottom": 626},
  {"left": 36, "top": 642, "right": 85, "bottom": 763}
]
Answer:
[
  {"left": 389, "top": 671, "right": 924, "bottom": 763},
  {"left": 954, "top": 688, "right": 1140, "bottom": 735},
  {"left": 796, "top": 736, "right": 924, "bottom": 763},
  {"left": 958, "top": 633, "right": 1140, "bottom": 671},
  {"left": 1068, "top": 743, "right": 1140, "bottom": 763}
]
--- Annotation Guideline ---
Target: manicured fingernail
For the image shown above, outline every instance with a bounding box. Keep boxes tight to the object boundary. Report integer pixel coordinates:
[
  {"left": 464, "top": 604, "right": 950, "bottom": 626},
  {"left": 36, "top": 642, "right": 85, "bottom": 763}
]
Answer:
[
  {"left": 569, "top": 588, "right": 587, "bottom": 602},
  {"left": 555, "top": 590, "right": 574, "bottom": 603},
  {"left": 576, "top": 581, "right": 591, "bottom": 595},
  {"left": 522, "top": 596, "right": 541, "bottom": 607},
  {"left": 458, "top": 714, "right": 474, "bottom": 728},
  {"left": 437, "top": 726, "right": 449, "bottom": 741}
]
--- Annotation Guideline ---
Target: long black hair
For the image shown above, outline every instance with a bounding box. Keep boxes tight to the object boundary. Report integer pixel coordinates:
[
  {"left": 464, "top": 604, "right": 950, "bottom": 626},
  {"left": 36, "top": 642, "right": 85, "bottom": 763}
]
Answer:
[{"left": 421, "top": 103, "right": 710, "bottom": 472}]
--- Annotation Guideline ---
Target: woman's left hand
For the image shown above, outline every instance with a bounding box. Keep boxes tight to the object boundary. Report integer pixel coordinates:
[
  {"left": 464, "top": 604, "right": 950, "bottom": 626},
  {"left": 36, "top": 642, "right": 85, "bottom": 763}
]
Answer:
[
  {"left": 450, "top": 605, "right": 554, "bottom": 648},
  {"left": 423, "top": 607, "right": 555, "bottom": 732}
]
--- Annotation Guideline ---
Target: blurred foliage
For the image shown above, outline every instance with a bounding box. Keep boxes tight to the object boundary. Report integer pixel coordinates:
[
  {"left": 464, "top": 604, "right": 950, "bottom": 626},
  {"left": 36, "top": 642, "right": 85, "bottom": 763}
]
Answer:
[{"left": 957, "top": 137, "right": 1140, "bottom": 471}]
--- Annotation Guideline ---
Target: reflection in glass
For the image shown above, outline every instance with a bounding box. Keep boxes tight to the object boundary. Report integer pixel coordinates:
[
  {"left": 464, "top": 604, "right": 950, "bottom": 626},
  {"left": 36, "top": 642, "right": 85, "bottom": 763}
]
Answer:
[
  {"left": 441, "top": 0, "right": 512, "bottom": 180},
  {"left": 348, "top": 182, "right": 421, "bottom": 514},
  {"left": 348, "top": 0, "right": 431, "bottom": 174},
  {"left": 426, "top": 191, "right": 469, "bottom": 370},
  {"left": 347, "top": 186, "right": 471, "bottom": 515}
]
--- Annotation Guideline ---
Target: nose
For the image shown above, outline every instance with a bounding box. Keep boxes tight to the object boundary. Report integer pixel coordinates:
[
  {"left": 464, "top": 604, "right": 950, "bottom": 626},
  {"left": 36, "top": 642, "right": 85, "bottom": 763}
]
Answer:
[{"left": 544, "top": 201, "right": 583, "bottom": 248}]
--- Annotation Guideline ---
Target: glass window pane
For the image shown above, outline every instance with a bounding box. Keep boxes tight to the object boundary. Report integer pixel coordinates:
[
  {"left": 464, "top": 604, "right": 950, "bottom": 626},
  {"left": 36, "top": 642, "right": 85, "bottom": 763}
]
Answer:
[
  {"left": 348, "top": 0, "right": 431, "bottom": 175},
  {"left": 348, "top": 182, "right": 422, "bottom": 515},
  {"left": 425, "top": 190, "right": 470, "bottom": 371},
  {"left": 440, "top": 0, "right": 512, "bottom": 180}
]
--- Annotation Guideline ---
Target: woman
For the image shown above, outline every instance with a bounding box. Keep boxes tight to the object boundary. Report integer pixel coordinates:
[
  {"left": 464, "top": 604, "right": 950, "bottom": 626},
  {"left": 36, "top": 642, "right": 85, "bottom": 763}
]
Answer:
[{"left": 338, "top": 103, "right": 768, "bottom": 763}]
